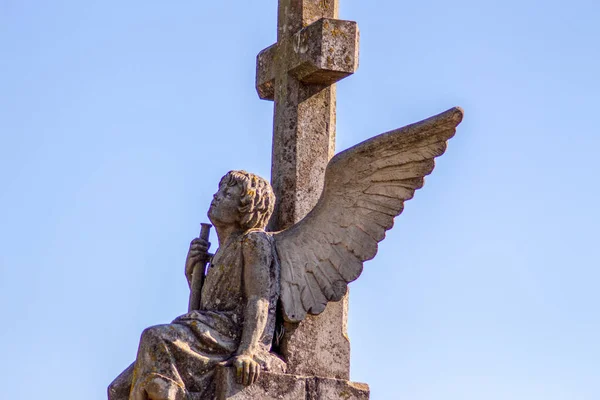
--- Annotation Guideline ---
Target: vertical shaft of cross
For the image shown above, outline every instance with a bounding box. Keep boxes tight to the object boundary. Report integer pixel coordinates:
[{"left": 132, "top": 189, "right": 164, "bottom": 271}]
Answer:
[
  {"left": 270, "top": 0, "right": 339, "bottom": 230},
  {"left": 256, "top": 0, "right": 359, "bottom": 379}
]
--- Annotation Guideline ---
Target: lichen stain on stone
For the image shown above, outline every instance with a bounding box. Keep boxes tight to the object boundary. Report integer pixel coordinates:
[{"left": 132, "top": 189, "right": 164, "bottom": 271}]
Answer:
[
  {"left": 338, "top": 389, "right": 352, "bottom": 399},
  {"left": 331, "top": 26, "right": 346, "bottom": 39}
]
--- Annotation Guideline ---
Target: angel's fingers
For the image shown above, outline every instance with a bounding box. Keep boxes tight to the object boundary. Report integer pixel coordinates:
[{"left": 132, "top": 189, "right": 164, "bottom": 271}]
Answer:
[
  {"left": 253, "top": 363, "right": 260, "bottom": 384},
  {"left": 235, "top": 362, "right": 243, "bottom": 384},
  {"left": 247, "top": 362, "right": 256, "bottom": 385},
  {"left": 240, "top": 361, "right": 247, "bottom": 386}
]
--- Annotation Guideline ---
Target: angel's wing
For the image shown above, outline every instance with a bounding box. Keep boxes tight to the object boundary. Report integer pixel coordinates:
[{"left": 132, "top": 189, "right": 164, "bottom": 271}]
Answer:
[{"left": 273, "top": 107, "right": 463, "bottom": 323}]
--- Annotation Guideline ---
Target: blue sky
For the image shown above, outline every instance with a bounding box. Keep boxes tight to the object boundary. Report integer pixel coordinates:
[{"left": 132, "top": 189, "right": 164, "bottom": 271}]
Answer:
[{"left": 1, "top": 1, "right": 599, "bottom": 399}]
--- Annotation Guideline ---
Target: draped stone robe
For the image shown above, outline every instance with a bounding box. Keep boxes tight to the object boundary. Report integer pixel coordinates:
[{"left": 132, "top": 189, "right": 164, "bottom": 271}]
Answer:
[{"left": 108, "top": 230, "right": 284, "bottom": 400}]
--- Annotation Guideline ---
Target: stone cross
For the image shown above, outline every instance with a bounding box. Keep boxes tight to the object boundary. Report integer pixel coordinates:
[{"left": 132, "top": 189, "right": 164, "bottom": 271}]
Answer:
[{"left": 256, "top": 0, "right": 359, "bottom": 379}]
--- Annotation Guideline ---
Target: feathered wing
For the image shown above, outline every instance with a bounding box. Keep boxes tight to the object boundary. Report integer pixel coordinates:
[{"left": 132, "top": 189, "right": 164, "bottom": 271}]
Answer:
[{"left": 273, "top": 107, "right": 464, "bottom": 323}]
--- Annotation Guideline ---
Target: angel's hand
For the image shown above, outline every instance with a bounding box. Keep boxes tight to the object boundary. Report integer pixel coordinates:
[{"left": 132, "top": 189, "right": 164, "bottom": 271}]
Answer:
[
  {"left": 185, "top": 238, "right": 210, "bottom": 280},
  {"left": 228, "top": 354, "right": 260, "bottom": 386}
]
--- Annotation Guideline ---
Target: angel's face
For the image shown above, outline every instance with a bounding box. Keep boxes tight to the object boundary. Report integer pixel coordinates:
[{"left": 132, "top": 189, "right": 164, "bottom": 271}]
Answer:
[{"left": 208, "top": 182, "right": 243, "bottom": 227}]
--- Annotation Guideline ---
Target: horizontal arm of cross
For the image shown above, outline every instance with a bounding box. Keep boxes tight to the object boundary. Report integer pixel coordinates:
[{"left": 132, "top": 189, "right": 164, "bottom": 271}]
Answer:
[{"left": 256, "top": 18, "right": 359, "bottom": 100}]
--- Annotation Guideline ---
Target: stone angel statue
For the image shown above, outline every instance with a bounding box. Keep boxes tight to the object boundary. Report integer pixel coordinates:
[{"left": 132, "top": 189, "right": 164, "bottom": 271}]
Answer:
[{"left": 108, "top": 107, "right": 463, "bottom": 400}]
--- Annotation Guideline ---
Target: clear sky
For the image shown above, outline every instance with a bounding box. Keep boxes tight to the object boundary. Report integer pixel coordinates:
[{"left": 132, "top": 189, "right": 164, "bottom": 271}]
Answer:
[{"left": 1, "top": 1, "right": 599, "bottom": 399}]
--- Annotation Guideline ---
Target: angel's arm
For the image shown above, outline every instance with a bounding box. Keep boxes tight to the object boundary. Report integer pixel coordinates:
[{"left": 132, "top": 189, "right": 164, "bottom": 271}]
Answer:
[
  {"left": 230, "top": 231, "right": 272, "bottom": 385},
  {"left": 237, "top": 231, "right": 272, "bottom": 356}
]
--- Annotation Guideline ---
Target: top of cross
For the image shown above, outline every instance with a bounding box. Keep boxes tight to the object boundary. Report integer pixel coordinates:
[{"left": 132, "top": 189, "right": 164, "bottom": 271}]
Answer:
[
  {"left": 277, "top": 0, "right": 338, "bottom": 39},
  {"left": 256, "top": 1, "right": 359, "bottom": 101}
]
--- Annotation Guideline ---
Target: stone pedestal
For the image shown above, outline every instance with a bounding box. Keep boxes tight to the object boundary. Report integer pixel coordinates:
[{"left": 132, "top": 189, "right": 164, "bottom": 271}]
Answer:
[{"left": 215, "top": 366, "right": 369, "bottom": 400}]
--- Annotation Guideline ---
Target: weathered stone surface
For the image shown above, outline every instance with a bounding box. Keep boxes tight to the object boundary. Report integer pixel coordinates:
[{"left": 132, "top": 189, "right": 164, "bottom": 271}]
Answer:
[
  {"left": 281, "top": 296, "right": 350, "bottom": 379},
  {"left": 277, "top": 0, "right": 339, "bottom": 39},
  {"left": 257, "top": 1, "right": 359, "bottom": 231},
  {"left": 256, "top": 18, "right": 359, "bottom": 100},
  {"left": 256, "top": 0, "right": 359, "bottom": 380},
  {"left": 307, "top": 376, "right": 370, "bottom": 400},
  {"left": 215, "top": 366, "right": 369, "bottom": 400},
  {"left": 215, "top": 367, "right": 305, "bottom": 400}
]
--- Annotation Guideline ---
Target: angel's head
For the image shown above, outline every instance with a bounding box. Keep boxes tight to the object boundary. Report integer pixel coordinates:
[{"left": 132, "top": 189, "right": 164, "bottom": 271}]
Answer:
[{"left": 208, "top": 170, "right": 275, "bottom": 231}]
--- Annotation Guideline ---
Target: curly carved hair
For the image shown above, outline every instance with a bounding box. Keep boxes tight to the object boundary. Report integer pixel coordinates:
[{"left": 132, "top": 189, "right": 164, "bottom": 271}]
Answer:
[{"left": 218, "top": 170, "right": 275, "bottom": 230}]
